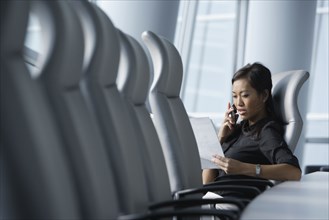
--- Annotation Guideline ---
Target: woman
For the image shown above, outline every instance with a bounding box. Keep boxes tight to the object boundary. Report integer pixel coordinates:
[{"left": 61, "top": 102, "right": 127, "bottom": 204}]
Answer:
[{"left": 202, "top": 62, "right": 301, "bottom": 184}]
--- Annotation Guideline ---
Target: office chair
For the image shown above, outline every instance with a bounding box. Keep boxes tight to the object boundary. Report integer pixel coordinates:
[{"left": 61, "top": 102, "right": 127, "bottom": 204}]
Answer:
[
  {"left": 71, "top": 1, "right": 153, "bottom": 215},
  {"left": 0, "top": 1, "right": 81, "bottom": 218},
  {"left": 142, "top": 30, "right": 203, "bottom": 194},
  {"left": 142, "top": 30, "right": 272, "bottom": 200},
  {"left": 271, "top": 70, "right": 310, "bottom": 153},
  {"left": 272, "top": 70, "right": 327, "bottom": 177},
  {"left": 30, "top": 1, "right": 122, "bottom": 219}
]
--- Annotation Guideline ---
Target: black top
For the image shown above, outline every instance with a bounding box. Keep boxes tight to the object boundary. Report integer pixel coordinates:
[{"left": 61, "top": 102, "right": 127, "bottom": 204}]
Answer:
[{"left": 220, "top": 117, "right": 300, "bottom": 175}]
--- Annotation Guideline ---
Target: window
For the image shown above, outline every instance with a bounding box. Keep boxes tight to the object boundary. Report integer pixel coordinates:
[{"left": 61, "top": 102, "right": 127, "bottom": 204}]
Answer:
[
  {"left": 303, "top": 0, "right": 329, "bottom": 167},
  {"left": 307, "top": 0, "right": 329, "bottom": 140},
  {"left": 24, "top": 13, "right": 42, "bottom": 77},
  {"left": 175, "top": 0, "right": 240, "bottom": 117}
]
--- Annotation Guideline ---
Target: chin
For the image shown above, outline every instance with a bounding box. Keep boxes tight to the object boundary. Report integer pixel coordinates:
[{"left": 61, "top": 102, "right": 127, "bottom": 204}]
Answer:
[{"left": 239, "top": 115, "right": 246, "bottom": 121}]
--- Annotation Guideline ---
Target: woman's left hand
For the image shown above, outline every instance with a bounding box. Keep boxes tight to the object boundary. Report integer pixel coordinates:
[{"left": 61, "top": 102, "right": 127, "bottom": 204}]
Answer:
[{"left": 211, "top": 154, "right": 247, "bottom": 175}]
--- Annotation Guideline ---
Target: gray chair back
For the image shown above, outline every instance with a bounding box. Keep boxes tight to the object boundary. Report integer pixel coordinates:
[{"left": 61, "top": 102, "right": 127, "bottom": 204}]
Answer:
[
  {"left": 75, "top": 2, "right": 150, "bottom": 214},
  {"left": 34, "top": 1, "right": 120, "bottom": 218},
  {"left": 142, "top": 31, "right": 203, "bottom": 193},
  {"left": 272, "top": 70, "right": 310, "bottom": 152},
  {"left": 117, "top": 31, "right": 172, "bottom": 202},
  {"left": 0, "top": 1, "right": 80, "bottom": 218}
]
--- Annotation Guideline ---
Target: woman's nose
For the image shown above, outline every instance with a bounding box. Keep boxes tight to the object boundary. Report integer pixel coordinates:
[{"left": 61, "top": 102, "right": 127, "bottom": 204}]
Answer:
[{"left": 237, "top": 97, "right": 243, "bottom": 106}]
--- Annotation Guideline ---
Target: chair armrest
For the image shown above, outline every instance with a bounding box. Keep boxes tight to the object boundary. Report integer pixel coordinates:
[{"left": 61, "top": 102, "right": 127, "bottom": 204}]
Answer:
[
  {"left": 117, "top": 208, "right": 238, "bottom": 220},
  {"left": 174, "top": 185, "right": 261, "bottom": 199},
  {"left": 214, "top": 174, "right": 275, "bottom": 190},
  {"left": 214, "top": 174, "right": 272, "bottom": 182},
  {"left": 148, "top": 197, "right": 245, "bottom": 211},
  {"left": 206, "top": 178, "right": 274, "bottom": 191}
]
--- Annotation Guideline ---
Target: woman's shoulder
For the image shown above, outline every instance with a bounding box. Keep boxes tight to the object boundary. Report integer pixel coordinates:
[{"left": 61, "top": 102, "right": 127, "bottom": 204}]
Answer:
[{"left": 261, "top": 117, "right": 284, "bottom": 136}]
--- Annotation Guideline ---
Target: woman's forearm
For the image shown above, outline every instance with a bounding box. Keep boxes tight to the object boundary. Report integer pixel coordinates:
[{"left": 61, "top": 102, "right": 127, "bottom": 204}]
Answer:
[
  {"left": 242, "top": 163, "right": 301, "bottom": 181},
  {"left": 212, "top": 155, "right": 302, "bottom": 181}
]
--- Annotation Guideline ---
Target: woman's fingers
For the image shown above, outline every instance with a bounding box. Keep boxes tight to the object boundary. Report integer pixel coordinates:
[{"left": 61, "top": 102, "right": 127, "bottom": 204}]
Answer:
[
  {"left": 227, "top": 102, "right": 231, "bottom": 110},
  {"left": 212, "top": 155, "right": 226, "bottom": 165},
  {"left": 225, "top": 104, "right": 236, "bottom": 125},
  {"left": 224, "top": 120, "right": 234, "bottom": 130},
  {"left": 212, "top": 155, "right": 229, "bottom": 173}
]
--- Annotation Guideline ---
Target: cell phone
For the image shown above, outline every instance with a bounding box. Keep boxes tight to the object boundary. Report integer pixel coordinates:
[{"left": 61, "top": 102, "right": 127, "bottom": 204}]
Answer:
[{"left": 229, "top": 104, "right": 238, "bottom": 124}]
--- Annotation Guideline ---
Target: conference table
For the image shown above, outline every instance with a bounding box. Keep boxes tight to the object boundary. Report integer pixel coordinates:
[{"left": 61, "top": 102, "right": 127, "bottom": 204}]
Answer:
[{"left": 240, "top": 171, "right": 329, "bottom": 220}]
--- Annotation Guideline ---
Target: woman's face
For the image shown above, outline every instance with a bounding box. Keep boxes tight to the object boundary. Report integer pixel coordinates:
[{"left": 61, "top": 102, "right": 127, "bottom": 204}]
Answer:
[{"left": 232, "top": 78, "right": 267, "bottom": 125}]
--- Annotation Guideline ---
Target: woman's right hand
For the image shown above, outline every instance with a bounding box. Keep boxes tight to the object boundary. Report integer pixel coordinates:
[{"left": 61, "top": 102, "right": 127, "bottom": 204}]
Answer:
[{"left": 218, "top": 102, "right": 237, "bottom": 144}]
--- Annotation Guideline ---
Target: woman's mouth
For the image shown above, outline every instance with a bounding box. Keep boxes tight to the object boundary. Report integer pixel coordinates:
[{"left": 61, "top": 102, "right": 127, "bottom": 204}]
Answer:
[{"left": 238, "top": 110, "right": 246, "bottom": 115}]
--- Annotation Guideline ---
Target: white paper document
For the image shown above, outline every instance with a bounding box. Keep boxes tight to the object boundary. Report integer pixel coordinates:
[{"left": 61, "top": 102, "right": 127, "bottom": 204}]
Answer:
[{"left": 190, "top": 117, "right": 224, "bottom": 169}]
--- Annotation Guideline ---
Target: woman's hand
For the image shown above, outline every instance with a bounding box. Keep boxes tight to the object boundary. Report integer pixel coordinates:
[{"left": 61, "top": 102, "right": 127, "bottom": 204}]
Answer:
[
  {"left": 212, "top": 154, "right": 250, "bottom": 175},
  {"left": 218, "top": 102, "right": 237, "bottom": 144}
]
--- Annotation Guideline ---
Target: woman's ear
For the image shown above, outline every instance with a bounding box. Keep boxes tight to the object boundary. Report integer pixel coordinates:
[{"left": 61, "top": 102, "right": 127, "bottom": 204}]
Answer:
[{"left": 263, "top": 90, "right": 269, "bottom": 102}]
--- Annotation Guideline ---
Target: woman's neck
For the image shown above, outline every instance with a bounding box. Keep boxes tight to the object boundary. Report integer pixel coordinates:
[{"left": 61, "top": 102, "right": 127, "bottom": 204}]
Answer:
[{"left": 248, "top": 110, "right": 268, "bottom": 126}]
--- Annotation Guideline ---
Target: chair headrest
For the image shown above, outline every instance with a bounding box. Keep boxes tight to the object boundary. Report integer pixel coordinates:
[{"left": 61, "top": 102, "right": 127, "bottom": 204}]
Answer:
[
  {"left": 272, "top": 70, "right": 309, "bottom": 124},
  {"left": 142, "top": 30, "right": 183, "bottom": 98},
  {"left": 69, "top": 1, "right": 97, "bottom": 73},
  {"left": 84, "top": 4, "right": 120, "bottom": 86},
  {"left": 33, "top": 1, "right": 84, "bottom": 88},
  {"left": 117, "top": 31, "right": 150, "bottom": 105}
]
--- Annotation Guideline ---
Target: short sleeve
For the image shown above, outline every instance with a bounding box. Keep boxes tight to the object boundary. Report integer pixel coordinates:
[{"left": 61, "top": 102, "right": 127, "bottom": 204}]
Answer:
[{"left": 259, "top": 121, "right": 301, "bottom": 170}]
